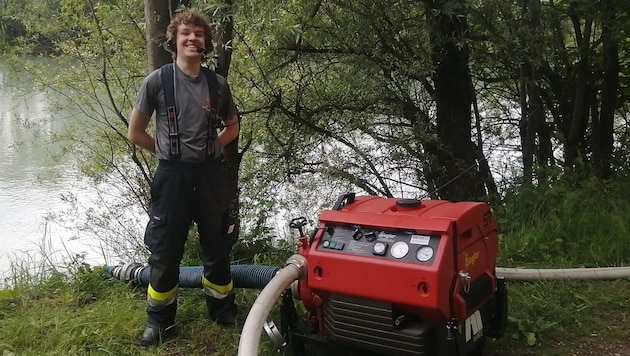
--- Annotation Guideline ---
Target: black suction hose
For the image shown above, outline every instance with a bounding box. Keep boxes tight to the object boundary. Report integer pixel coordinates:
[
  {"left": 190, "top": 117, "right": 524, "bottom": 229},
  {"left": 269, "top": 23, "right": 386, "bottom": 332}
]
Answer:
[{"left": 106, "top": 264, "right": 281, "bottom": 290}]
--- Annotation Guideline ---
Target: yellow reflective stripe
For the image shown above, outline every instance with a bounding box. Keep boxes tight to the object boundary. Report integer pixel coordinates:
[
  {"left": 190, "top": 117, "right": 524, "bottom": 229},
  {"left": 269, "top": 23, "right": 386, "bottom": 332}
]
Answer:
[
  {"left": 147, "top": 284, "right": 178, "bottom": 302},
  {"left": 202, "top": 277, "right": 233, "bottom": 294}
]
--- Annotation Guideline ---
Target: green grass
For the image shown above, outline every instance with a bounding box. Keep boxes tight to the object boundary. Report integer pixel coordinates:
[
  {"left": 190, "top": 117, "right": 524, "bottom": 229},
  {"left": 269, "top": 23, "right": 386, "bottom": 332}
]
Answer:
[
  {"left": 487, "top": 175, "right": 630, "bottom": 355},
  {"left": 497, "top": 176, "right": 630, "bottom": 268},
  {"left": 2, "top": 268, "right": 629, "bottom": 355},
  {"left": 0, "top": 267, "right": 258, "bottom": 355},
  {"left": 486, "top": 279, "right": 630, "bottom": 355},
  {"left": 2, "top": 176, "right": 630, "bottom": 355}
]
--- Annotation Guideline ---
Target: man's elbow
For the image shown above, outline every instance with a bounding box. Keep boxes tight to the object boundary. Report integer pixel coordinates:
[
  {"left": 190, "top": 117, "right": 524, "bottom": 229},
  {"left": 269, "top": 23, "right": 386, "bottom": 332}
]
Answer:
[
  {"left": 227, "top": 123, "right": 240, "bottom": 143},
  {"left": 127, "top": 130, "right": 138, "bottom": 145},
  {"left": 127, "top": 128, "right": 148, "bottom": 147},
  {"left": 127, "top": 109, "right": 150, "bottom": 145}
]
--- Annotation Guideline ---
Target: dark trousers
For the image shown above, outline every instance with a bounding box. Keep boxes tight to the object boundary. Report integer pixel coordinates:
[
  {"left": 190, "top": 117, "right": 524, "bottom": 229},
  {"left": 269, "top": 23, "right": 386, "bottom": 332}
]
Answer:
[{"left": 143, "top": 158, "right": 236, "bottom": 327}]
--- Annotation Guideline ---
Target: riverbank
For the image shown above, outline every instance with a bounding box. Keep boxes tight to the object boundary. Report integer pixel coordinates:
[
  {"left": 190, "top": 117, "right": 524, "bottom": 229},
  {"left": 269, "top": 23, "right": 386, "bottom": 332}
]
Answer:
[{"left": 0, "top": 57, "right": 112, "bottom": 277}]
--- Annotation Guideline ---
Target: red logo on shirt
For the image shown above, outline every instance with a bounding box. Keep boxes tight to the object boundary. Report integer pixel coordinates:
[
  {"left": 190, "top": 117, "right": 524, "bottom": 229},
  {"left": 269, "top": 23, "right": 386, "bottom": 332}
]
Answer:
[{"left": 202, "top": 98, "right": 212, "bottom": 111}]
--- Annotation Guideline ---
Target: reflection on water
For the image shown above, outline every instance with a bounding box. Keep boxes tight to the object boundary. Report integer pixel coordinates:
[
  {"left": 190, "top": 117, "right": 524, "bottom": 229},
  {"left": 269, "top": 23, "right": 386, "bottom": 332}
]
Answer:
[{"left": 0, "top": 58, "right": 107, "bottom": 279}]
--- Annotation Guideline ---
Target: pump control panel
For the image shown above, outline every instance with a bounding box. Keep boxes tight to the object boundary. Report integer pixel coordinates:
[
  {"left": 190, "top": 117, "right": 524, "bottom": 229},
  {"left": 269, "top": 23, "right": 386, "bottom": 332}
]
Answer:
[{"left": 317, "top": 225, "right": 439, "bottom": 264}]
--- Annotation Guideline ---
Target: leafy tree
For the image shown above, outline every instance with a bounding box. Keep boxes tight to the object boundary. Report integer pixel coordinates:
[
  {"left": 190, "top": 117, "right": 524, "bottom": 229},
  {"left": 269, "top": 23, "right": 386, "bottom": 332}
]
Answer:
[
  {"left": 470, "top": 0, "right": 630, "bottom": 185},
  {"left": 230, "top": 0, "right": 497, "bottom": 205},
  {"left": 4, "top": 0, "right": 630, "bottom": 265},
  {"left": 0, "top": 0, "right": 27, "bottom": 47}
]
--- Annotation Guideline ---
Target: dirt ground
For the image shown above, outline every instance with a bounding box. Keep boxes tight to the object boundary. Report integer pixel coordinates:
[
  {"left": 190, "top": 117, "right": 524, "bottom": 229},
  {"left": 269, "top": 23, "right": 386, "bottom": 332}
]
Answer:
[{"left": 486, "top": 339, "right": 630, "bottom": 356}]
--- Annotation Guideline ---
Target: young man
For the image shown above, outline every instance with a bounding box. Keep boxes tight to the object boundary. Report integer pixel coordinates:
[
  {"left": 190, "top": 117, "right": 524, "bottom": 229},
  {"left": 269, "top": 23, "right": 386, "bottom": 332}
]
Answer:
[{"left": 127, "top": 10, "right": 240, "bottom": 346}]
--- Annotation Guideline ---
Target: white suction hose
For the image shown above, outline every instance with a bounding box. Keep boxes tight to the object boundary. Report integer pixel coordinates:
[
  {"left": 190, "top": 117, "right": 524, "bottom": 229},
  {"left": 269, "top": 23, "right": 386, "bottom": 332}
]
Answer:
[
  {"left": 238, "top": 254, "right": 307, "bottom": 356},
  {"left": 496, "top": 266, "right": 630, "bottom": 280}
]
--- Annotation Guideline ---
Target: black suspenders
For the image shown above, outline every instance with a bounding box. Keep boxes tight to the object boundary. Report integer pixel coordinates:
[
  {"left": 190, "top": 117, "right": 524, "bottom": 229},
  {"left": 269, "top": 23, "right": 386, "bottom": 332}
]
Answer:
[
  {"left": 161, "top": 64, "right": 180, "bottom": 160},
  {"left": 160, "top": 63, "right": 220, "bottom": 161}
]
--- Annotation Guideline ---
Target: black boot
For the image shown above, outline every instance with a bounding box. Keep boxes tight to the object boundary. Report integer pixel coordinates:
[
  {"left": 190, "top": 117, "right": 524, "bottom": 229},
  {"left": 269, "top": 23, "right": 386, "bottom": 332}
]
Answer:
[
  {"left": 206, "top": 293, "right": 241, "bottom": 327},
  {"left": 139, "top": 324, "right": 176, "bottom": 347}
]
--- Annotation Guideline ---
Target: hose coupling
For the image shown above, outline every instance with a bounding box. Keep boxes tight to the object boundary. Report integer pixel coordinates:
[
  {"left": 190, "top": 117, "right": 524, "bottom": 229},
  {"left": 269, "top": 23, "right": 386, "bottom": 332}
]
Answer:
[
  {"left": 284, "top": 254, "right": 308, "bottom": 280},
  {"left": 114, "top": 262, "right": 144, "bottom": 283}
]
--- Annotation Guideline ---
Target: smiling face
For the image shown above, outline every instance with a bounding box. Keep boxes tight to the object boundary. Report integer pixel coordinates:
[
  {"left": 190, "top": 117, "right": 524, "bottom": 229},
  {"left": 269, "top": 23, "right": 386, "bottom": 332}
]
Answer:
[
  {"left": 175, "top": 23, "right": 206, "bottom": 58},
  {"left": 165, "top": 11, "right": 213, "bottom": 61}
]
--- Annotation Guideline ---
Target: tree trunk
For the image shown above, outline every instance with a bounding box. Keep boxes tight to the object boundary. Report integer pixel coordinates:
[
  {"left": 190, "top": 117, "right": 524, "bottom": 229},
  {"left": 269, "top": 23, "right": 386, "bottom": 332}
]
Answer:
[
  {"left": 425, "top": 0, "right": 486, "bottom": 202},
  {"left": 144, "top": 0, "right": 173, "bottom": 71},
  {"left": 519, "top": 0, "right": 550, "bottom": 184},
  {"left": 519, "top": 61, "right": 534, "bottom": 185},
  {"left": 212, "top": 1, "right": 242, "bottom": 235},
  {"left": 592, "top": 4, "right": 618, "bottom": 179},
  {"left": 214, "top": 2, "right": 241, "bottom": 175},
  {"left": 213, "top": 1, "right": 233, "bottom": 79},
  {"left": 565, "top": 12, "right": 592, "bottom": 169}
]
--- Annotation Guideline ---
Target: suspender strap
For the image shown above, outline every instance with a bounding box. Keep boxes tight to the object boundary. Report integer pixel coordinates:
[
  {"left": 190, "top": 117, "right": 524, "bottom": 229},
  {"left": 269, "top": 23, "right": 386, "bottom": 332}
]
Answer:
[
  {"left": 202, "top": 67, "right": 220, "bottom": 158},
  {"left": 161, "top": 63, "right": 181, "bottom": 160},
  {"left": 160, "top": 63, "right": 225, "bottom": 160}
]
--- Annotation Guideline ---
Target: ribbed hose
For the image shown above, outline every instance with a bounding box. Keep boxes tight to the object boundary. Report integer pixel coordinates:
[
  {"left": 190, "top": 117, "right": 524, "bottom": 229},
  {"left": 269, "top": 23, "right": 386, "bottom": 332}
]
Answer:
[{"left": 106, "top": 264, "right": 281, "bottom": 289}]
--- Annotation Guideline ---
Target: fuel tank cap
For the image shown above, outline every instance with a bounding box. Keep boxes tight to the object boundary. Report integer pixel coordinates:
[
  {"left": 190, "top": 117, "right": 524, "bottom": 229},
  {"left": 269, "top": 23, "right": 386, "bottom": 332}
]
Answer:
[{"left": 396, "top": 198, "right": 421, "bottom": 207}]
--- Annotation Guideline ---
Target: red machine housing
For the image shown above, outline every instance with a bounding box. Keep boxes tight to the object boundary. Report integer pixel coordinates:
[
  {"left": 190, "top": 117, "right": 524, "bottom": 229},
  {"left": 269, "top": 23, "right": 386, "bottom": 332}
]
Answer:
[{"left": 293, "top": 193, "right": 505, "bottom": 355}]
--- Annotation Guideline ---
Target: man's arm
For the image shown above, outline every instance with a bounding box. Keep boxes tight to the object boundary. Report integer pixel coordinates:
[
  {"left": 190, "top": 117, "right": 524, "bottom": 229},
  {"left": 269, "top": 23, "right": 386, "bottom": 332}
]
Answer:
[
  {"left": 218, "top": 114, "right": 239, "bottom": 147},
  {"left": 127, "top": 108, "right": 156, "bottom": 153}
]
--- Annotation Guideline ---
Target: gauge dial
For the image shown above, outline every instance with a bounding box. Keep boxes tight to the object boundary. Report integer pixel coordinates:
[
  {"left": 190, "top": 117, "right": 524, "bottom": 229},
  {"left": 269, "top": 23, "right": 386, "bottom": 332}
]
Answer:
[
  {"left": 416, "top": 246, "right": 434, "bottom": 262},
  {"left": 390, "top": 241, "right": 409, "bottom": 259},
  {"left": 373, "top": 242, "right": 388, "bottom": 256}
]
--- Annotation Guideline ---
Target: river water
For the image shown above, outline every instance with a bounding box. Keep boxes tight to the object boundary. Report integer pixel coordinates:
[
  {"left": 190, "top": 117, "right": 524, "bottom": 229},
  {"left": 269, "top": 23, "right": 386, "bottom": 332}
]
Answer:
[{"left": 0, "top": 59, "right": 111, "bottom": 281}]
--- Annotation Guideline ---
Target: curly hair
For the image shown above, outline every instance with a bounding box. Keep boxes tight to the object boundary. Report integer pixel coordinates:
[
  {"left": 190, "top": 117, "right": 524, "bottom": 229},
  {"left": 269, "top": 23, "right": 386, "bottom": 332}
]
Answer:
[{"left": 165, "top": 11, "right": 213, "bottom": 58}]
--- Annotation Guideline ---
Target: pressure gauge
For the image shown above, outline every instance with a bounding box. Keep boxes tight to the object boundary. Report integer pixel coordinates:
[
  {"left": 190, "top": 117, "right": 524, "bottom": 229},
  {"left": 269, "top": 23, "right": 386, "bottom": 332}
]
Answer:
[
  {"left": 390, "top": 241, "right": 409, "bottom": 259},
  {"left": 416, "top": 246, "right": 434, "bottom": 262},
  {"left": 373, "top": 242, "right": 388, "bottom": 256}
]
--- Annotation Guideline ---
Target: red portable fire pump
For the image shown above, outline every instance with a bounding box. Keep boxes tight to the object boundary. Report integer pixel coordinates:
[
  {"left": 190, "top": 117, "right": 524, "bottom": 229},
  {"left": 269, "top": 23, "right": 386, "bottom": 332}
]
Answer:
[{"left": 274, "top": 193, "right": 507, "bottom": 355}]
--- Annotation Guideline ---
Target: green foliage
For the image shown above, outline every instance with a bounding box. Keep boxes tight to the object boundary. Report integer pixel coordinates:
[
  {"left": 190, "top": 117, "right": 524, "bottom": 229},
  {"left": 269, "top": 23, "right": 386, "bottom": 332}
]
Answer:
[
  {"left": 231, "top": 0, "right": 438, "bottom": 201},
  {"left": 5, "top": 0, "right": 630, "bottom": 276},
  {"left": 496, "top": 175, "right": 630, "bottom": 267},
  {"left": 482, "top": 175, "right": 630, "bottom": 347},
  {"left": 0, "top": 266, "right": 146, "bottom": 355}
]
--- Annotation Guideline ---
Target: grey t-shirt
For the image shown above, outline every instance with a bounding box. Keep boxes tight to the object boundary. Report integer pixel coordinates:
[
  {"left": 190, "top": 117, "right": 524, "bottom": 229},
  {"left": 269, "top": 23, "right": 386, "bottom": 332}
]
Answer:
[{"left": 134, "top": 64, "right": 238, "bottom": 163}]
